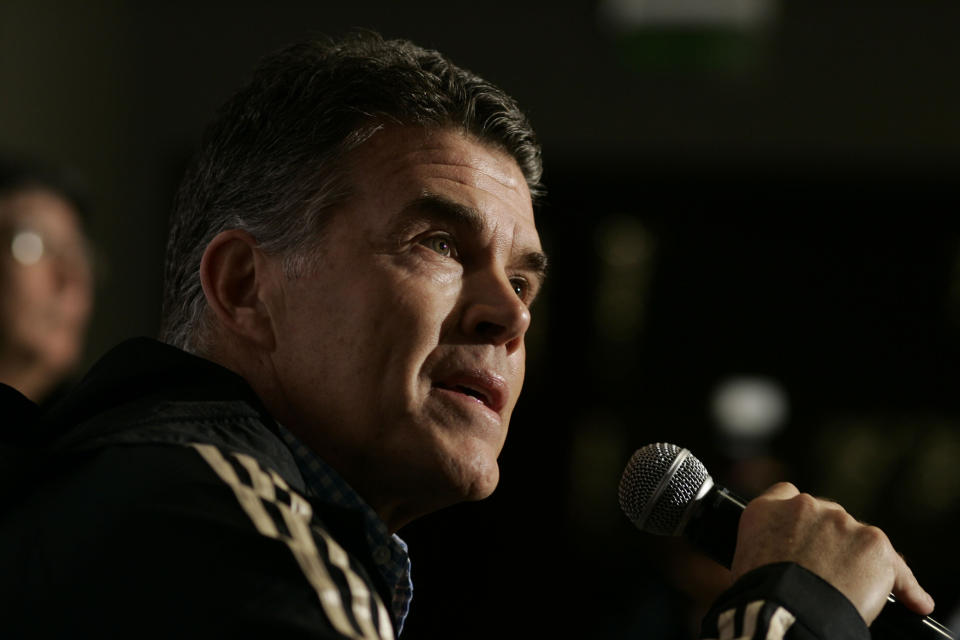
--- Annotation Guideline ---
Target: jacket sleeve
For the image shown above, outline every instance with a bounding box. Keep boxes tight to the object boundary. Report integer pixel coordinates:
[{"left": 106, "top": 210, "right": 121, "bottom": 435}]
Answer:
[{"left": 699, "top": 563, "right": 870, "bottom": 640}]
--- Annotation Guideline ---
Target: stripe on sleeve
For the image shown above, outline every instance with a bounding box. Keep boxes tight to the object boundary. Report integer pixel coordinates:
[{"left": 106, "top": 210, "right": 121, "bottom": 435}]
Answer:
[
  {"left": 765, "top": 606, "right": 796, "bottom": 640},
  {"left": 742, "top": 600, "right": 764, "bottom": 638},
  {"left": 708, "top": 601, "right": 796, "bottom": 640},
  {"left": 718, "top": 607, "right": 736, "bottom": 640},
  {"left": 191, "top": 444, "right": 393, "bottom": 640}
]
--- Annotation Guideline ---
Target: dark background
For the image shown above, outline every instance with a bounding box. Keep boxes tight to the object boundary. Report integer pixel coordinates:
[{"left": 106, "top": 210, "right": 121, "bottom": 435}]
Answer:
[{"left": 3, "top": 1, "right": 959, "bottom": 637}]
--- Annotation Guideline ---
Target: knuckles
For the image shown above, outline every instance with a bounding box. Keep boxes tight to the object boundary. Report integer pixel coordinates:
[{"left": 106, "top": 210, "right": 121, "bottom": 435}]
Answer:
[
  {"left": 744, "top": 483, "right": 897, "bottom": 558},
  {"left": 789, "top": 491, "right": 820, "bottom": 514},
  {"left": 856, "top": 524, "right": 893, "bottom": 557},
  {"left": 768, "top": 481, "right": 799, "bottom": 495}
]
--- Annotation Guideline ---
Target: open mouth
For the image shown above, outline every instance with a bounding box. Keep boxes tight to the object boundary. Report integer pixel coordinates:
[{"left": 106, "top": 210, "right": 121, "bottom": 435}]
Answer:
[
  {"left": 431, "top": 369, "right": 508, "bottom": 414},
  {"left": 434, "top": 382, "right": 490, "bottom": 407}
]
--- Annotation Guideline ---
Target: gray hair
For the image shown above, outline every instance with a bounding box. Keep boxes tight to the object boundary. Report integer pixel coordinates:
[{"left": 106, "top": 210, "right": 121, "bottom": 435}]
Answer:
[{"left": 159, "top": 31, "right": 542, "bottom": 353}]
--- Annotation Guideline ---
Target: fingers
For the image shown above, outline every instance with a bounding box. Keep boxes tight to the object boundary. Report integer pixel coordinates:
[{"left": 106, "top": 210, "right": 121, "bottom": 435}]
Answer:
[
  {"left": 734, "top": 482, "right": 935, "bottom": 625},
  {"left": 755, "top": 481, "right": 799, "bottom": 501},
  {"left": 891, "top": 552, "right": 936, "bottom": 616},
  {"left": 755, "top": 483, "right": 844, "bottom": 513}
]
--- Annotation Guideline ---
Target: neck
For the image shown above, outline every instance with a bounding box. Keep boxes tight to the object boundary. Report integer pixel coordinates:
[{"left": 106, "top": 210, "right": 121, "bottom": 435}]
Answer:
[{"left": 0, "top": 355, "right": 59, "bottom": 402}]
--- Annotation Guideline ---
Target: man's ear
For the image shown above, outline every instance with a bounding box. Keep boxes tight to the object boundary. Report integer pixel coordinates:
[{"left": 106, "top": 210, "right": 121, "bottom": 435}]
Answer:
[{"left": 199, "top": 229, "right": 277, "bottom": 350}]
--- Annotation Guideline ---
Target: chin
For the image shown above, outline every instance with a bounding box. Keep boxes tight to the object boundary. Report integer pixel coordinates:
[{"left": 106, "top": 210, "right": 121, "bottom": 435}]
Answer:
[{"left": 451, "top": 450, "right": 501, "bottom": 502}]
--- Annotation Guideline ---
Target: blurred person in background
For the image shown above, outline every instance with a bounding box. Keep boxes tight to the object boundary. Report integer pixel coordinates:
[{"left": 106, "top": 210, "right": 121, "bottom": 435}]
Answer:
[{"left": 0, "top": 153, "right": 93, "bottom": 404}]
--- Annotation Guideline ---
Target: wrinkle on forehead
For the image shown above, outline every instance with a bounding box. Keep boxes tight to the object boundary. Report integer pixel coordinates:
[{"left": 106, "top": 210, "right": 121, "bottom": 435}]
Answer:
[
  {"left": 344, "top": 125, "right": 537, "bottom": 246},
  {"left": 366, "top": 127, "right": 527, "bottom": 195},
  {"left": 404, "top": 152, "right": 524, "bottom": 193}
]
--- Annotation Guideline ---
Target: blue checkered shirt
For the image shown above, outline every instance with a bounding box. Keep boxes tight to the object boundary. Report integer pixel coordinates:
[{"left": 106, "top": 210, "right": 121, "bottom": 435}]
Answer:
[{"left": 275, "top": 424, "right": 413, "bottom": 635}]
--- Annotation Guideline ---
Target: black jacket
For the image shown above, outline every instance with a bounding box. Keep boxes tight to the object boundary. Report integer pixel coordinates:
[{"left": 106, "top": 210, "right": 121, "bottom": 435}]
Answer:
[
  {"left": 0, "top": 338, "right": 868, "bottom": 639},
  {"left": 0, "top": 338, "right": 395, "bottom": 639}
]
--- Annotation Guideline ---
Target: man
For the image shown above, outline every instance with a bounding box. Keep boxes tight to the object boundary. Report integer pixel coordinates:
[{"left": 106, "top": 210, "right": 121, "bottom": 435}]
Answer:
[
  {"left": 0, "top": 154, "right": 93, "bottom": 404},
  {"left": 0, "top": 32, "right": 935, "bottom": 639}
]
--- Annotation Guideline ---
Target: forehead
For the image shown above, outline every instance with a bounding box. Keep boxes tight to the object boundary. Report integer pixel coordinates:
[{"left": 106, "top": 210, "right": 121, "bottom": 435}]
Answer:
[
  {"left": 0, "top": 188, "right": 81, "bottom": 233},
  {"left": 340, "top": 126, "right": 538, "bottom": 241}
]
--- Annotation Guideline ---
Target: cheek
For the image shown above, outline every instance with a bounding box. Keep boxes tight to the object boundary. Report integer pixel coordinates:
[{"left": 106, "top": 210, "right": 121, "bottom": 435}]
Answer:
[
  {"left": 279, "top": 259, "right": 463, "bottom": 394},
  {"left": 388, "top": 270, "right": 461, "bottom": 338},
  {"left": 511, "top": 342, "right": 527, "bottom": 387},
  {"left": 502, "top": 348, "right": 527, "bottom": 418},
  {"left": 4, "top": 268, "right": 60, "bottom": 325},
  {"left": 4, "top": 264, "right": 47, "bottom": 296}
]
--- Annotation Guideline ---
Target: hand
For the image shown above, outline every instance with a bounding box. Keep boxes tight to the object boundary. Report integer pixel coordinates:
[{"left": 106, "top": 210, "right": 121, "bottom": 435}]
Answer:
[{"left": 731, "top": 482, "right": 935, "bottom": 625}]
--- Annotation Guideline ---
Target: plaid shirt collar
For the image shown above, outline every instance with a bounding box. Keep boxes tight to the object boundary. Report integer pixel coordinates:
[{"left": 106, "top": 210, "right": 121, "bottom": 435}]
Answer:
[{"left": 275, "top": 423, "right": 413, "bottom": 635}]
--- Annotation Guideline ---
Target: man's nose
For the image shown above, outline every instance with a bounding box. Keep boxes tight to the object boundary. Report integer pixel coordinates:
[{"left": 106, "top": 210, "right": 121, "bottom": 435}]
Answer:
[
  {"left": 51, "top": 246, "right": 92, "bottom": 293},
  {"left": 461, "top": 271, "right": 531, "bottom": 354}
]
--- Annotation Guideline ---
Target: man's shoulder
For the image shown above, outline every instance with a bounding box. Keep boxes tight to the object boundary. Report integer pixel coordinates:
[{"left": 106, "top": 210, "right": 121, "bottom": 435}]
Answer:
[
  {"left": 30, "top": 336, "right": 302, "bottom": 483},
  {"left": 53, "top": 394, "right": 300, "bottom": 474},
  {"left": 0, "top": 339, "right": 398, "bottom": 638},
  {"left": 1, "top": 439, "right": 395, "bottom": 639}
]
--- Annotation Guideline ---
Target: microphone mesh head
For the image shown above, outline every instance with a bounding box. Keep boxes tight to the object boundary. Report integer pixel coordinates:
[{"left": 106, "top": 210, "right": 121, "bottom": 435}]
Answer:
[{"left": 618, "top": 442, "right": 710, "bottom": 536}]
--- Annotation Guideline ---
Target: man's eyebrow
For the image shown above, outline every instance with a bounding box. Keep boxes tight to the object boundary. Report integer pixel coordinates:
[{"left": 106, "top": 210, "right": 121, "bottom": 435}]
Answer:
[
  {"left": 402, "top": 192, "right": 549, "bottom": 287},
  {"left": 521, "top": 250, "right": 549, "bottom": 291},
  {"left": 401, "top": 193, "right": 485, "bottom": 234}
]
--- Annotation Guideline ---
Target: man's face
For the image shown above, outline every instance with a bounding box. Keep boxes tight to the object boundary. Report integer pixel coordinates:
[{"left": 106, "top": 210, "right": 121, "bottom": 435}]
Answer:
[
  {"left": 0, "top": 189, "right": 93, "bottom": 386},
  {"left": 263, "top": 126, "right": 545, "bottom": 528}
]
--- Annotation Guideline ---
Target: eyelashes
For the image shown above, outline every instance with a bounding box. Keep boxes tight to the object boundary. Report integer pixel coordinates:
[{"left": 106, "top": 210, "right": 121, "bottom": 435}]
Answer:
[
  {"left": 419, "top": 233, "right": 456, "bottom": 258},
  {"left": 509, "top": 277, "right": 532, "bottom": 302}
]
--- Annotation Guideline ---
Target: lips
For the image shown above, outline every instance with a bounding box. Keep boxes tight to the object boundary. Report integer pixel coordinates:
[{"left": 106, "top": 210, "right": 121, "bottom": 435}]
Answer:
[{"left": 432, "top": 370, "right": 508, "bottom": 414}]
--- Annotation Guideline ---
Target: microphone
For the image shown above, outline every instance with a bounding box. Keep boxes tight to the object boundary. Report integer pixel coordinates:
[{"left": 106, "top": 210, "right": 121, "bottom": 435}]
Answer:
[{"left": 618, "top": 442, "right": 954, "bottom": 640}]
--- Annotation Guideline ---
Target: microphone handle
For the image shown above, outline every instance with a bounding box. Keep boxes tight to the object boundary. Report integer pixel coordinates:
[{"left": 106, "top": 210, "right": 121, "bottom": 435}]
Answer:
[
  {"left": 682, "top": 485, "right": 954, "bottom": 640},
  {"left": 684, "top": 485, "right": 745, "bottom": 569}
]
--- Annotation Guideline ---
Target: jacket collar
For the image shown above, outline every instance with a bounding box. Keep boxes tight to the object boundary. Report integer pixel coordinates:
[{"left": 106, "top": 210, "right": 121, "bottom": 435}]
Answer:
[{"left": 40, "top": 337, "right": 274, "bottom": 439}]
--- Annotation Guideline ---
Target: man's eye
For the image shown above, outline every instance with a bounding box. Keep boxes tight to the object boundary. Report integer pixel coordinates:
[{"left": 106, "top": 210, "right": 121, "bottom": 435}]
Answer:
[
  {"left": 421, "top": 235, "right": 455, "bottom": 258},
  {"left": 510, "top": 277, "right": 529, "bottom": 301}
]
